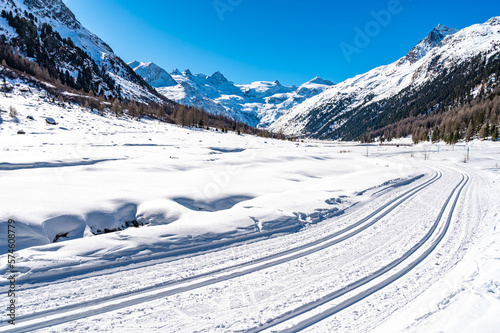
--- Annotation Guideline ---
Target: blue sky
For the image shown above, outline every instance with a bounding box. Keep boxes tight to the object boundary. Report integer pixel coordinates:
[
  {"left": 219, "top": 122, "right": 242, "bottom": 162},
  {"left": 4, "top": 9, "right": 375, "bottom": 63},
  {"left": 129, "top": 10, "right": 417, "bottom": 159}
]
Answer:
[{"left": 63, "top": 0, "right": 499, "bottom": 86}]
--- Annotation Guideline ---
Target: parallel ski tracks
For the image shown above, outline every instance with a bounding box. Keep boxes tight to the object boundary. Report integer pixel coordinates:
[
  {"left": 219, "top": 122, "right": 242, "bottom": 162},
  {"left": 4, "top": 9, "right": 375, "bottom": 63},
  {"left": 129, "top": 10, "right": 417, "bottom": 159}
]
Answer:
[
  {"left": 1, "top": 171, "right": 445, "bottom": 332},
  {"left": 249, "top": 171, "right": 469, "bottom": 332}
]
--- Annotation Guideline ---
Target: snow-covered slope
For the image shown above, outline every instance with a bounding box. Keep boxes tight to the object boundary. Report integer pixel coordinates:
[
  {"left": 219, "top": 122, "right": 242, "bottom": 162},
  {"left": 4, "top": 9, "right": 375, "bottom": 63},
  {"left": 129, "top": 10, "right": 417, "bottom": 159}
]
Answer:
[
  {"left": 270, "top": 17, "right": 500, "bottom": 137},
  {"left": 0, "top": 0, "right": 161, "bottom": 102},
  {"left": 131, "top": 63, "right": 334, "bottom": 127}
]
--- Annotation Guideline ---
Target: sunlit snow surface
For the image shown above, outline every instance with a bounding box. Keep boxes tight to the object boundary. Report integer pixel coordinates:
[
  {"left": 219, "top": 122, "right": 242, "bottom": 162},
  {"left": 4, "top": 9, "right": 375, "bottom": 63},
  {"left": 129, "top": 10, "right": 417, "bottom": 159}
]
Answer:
[
  {"left": 0, "top": 76, "right": 413, "bottom": 253},
  {"left": 0, "top": 75, "right": 499, "bottom": 332}
]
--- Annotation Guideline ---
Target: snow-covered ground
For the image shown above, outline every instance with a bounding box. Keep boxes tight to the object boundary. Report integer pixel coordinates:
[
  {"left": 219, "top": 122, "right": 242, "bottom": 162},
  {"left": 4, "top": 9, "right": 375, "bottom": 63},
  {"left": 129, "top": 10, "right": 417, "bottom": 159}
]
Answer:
[{"left": 0, "top": 77, "right": 499, "bottom": 332}]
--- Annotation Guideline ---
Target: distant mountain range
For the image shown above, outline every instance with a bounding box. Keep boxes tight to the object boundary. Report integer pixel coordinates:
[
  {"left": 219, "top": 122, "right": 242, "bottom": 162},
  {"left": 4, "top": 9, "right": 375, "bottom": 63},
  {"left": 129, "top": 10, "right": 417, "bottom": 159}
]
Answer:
[
  {"left": 128, "top": 61, "right": 334, "bottom": 127},
  {"left": 130, "top": 18, "right": 500, "bottom": 139}
]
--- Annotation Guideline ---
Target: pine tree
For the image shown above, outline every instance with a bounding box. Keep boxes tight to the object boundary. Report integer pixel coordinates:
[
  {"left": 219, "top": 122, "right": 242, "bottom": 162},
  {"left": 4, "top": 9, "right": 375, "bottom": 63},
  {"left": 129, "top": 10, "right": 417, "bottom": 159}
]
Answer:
[
  {"left": 431, "top": 126, "right": 440, "bottom": 143},
  {"left": 111, "top": 99, "right": 121, "bottom": 116},
  {"left": 451, "top": 130, "right": 459, "bottom": 144},
  {"left": 492, "top": 125, "right": 498, "bottom": 141},
  {"left": 128, "top": 100, "right": 138, "bottom": 119},
  {"left": 484, "top": 122, "right": 491, "bottom": 138}
]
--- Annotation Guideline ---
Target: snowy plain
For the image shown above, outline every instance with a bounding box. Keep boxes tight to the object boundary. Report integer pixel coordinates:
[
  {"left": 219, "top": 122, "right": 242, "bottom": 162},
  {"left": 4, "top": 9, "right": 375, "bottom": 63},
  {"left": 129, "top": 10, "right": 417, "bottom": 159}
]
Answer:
[{"left": 0, "top": 78, "right": 499, "bottom": 332}]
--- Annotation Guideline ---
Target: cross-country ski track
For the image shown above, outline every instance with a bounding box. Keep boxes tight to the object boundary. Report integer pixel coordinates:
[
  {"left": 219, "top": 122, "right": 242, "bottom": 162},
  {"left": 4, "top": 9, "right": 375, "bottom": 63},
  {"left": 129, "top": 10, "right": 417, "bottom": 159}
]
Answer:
[
  {"left": 0, "top": 164, "right": 477, "bottom": 333},
  {"left": 252, "top": 171, "right": 469, "bottom": 332}
]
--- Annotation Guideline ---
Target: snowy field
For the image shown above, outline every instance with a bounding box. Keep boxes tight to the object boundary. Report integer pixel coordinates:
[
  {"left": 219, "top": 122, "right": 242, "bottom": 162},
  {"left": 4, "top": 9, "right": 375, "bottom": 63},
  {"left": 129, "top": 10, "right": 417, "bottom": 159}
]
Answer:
[{"left": 0, "top": 80, "right": 499, "bottom": 332}]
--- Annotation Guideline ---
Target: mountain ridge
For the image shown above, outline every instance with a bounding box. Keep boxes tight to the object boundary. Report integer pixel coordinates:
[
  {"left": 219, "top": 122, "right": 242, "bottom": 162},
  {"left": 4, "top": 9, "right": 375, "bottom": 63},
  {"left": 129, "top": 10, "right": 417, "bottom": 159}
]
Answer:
[
  {"left": 128, "top": 61, "right": 177, "bottom": 88},
  {"left": 131, "top": 62, "right": 335, "bottom": 127},
  {"left": 268, "top": 17, "right": 500, "bottom": 139}
]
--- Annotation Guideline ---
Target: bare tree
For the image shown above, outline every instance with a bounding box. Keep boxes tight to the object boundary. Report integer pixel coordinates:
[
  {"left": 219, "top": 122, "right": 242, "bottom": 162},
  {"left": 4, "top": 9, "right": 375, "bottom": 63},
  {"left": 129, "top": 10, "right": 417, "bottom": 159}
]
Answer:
[
  {"left": 9, "top": 105, "right": 18, "bottom": 118},
  {"left": 111, "top": 99, "right": 121, "bottom": 116},
  {"left": 422, "top": 145, "right": 431, "bottom": 160}
]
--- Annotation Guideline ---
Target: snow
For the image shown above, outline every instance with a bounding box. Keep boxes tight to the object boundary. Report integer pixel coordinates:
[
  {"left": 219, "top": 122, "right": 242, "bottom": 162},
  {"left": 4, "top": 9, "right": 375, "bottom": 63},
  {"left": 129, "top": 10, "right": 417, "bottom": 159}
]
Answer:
[{"left": 0, "top": 72, "right": 499, "bottom": 332}]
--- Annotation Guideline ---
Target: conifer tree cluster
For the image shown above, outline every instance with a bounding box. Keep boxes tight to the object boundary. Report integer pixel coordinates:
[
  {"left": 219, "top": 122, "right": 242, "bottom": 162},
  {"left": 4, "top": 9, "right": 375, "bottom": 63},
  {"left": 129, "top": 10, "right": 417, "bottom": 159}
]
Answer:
[
  {"left": 365, "top": 86, "right": 500, "bottom": 144},
  {"left": 303, "top": 50, "right": 500, "bottom": 144}
]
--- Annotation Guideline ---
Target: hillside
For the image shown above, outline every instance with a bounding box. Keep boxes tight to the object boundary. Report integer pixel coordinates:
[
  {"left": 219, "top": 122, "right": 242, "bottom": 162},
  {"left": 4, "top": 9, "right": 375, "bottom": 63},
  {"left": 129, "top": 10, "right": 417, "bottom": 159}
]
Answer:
[
  {"left": 270, "top": 17, "right": 500, "bottom": 141},
  {"left": 0, "top": 0, "right": 163, "bottom": 102}
]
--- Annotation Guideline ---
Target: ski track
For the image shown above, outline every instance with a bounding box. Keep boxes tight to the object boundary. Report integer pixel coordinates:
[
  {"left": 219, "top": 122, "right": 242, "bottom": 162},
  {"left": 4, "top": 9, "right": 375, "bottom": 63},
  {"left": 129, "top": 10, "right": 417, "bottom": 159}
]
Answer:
[
  {"left": 254, "top": 170, "right": 469, "bottom": 332},
  {"left": 0, "top": 157, "right": 486, "bottom": 333},
  {"left": 0, "top": 169, "right": 449, "bottom": 332}
]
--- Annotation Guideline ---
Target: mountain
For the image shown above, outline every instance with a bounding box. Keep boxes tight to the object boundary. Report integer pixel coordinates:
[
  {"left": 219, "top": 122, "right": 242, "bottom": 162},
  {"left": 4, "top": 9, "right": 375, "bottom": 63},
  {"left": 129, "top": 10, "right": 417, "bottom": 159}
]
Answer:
[
  {"left": 128, "top": 61, "right": 177, "bottom": 88},
  {"left": 269, "top": 17, "right": 500, "bottom": 140},
  {"left": 405, "top": 24, "right": 459, "bottom": 63},
  {"left": 0, "top": 0, "right": 162, "bottom": 102},
  {"left": 131, "top": 62, "right": 334, "bottom": 127}
]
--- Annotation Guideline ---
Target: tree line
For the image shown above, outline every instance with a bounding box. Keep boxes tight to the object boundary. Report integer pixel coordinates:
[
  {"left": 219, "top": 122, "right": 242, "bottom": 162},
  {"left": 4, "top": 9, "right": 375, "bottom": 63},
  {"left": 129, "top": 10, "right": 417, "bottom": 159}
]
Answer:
[
  {"left": 0, "top": 55, "right": 277, "bottom": 138},
  {"left": 363, "top": 86, "right": 500, "bottom": 144}
]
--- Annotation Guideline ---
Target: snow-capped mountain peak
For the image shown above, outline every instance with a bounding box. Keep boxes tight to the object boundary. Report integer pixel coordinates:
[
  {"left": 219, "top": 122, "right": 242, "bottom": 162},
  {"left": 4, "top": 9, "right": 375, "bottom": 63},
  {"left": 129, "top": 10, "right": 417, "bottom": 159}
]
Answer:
[
  {"left": 405, "top": 24, "right": 458, "bottom": 63},
  {"left": 24, "top": 0, "right": 83, "bottom": 31},
  {"left": 429, "top": 24, "right": 458, "bottom": 43},
  {"left": 307, "top": 77, "right": 335, "bottom": 86},
  {"left": 128, "top": 61, "right": 177, "bottom": 88},
  {"left": 206, "top": 71, "right": 229, "bottom": 86},
  {"left": 433, "top": 23, "right": 457, "bottom": 34},
  {"left": 171, "top": 68, "right": 182, "bottom": 75}
]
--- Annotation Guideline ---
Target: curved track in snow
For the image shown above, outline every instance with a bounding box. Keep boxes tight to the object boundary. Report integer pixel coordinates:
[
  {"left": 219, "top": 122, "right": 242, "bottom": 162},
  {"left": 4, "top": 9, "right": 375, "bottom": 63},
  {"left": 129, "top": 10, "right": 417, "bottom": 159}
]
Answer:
[
  {"left": 0, "top": 171, "right": 445, "bottom": 332},
  {"left": 250, "top": 171, "right": 469, "bottom": 332}
]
